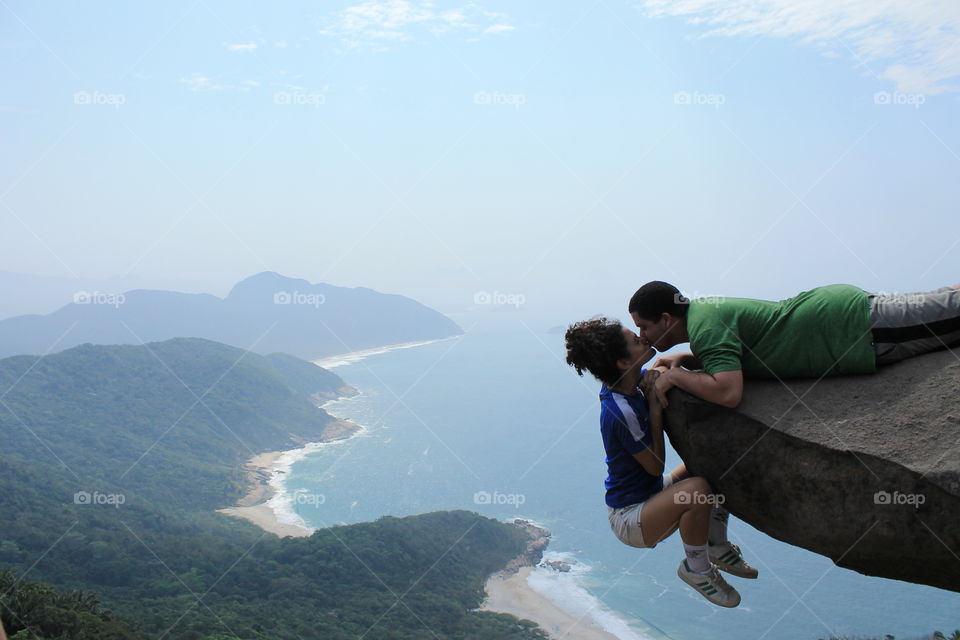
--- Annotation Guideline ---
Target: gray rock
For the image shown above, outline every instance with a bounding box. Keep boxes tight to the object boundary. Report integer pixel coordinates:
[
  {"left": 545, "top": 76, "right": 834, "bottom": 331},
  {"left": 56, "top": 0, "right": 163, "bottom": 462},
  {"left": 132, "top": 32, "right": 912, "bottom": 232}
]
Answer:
[
  {"left": 663, "top": 348, "right": 960, "bottom": 593},
  {"left": 541, "top": 560, "right": 572, "bottom": 572}
]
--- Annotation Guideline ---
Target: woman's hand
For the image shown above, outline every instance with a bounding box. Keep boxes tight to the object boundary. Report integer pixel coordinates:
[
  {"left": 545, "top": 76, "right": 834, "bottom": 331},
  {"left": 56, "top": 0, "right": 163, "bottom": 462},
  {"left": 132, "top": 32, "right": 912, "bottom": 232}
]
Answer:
[
  {"left": 639, "top": 369, "right": 661, "bottom": 396},
  {"left": 653, "top": 368, "right": 676, "bottom": 407}
]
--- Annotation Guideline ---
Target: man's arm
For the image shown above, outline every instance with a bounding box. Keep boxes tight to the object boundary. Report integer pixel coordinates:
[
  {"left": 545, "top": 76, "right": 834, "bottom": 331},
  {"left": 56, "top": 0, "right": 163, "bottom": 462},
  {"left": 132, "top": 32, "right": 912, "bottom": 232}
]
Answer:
[{"left": 653, "top": 368, "right": 743, "bottom": 408}]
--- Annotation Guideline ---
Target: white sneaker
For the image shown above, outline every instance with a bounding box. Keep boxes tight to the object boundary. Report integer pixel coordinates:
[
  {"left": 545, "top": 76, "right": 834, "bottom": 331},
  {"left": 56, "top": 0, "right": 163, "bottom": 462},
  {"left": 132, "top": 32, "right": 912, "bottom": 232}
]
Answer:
[
  {"left": 709, "top": 542, "right": 759, "bottom": 579},
  {"left": 677, "top": 559, "right": 741, "bottom": 608}
]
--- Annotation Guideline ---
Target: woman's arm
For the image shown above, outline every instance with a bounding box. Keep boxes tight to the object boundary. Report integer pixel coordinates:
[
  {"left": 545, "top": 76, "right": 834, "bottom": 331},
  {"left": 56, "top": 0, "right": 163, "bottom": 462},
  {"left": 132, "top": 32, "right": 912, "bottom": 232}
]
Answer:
[{"left": 630, "top": 396, "right": 666, "bottom": 477}]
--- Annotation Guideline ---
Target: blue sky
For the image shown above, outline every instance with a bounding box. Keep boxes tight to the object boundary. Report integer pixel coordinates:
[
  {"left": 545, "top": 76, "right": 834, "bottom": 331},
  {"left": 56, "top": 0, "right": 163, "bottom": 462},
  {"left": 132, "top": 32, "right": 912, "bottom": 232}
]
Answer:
[{"left": 2, "top": 0, "right": 958, "bottom": 320}]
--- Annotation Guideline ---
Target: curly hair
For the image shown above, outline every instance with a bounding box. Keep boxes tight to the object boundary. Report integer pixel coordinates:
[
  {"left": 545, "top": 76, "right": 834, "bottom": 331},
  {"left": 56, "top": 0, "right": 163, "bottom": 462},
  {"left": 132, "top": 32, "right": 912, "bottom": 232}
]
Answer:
[{"left": 564, "top": 317, "right": 629, "bottom": 387}]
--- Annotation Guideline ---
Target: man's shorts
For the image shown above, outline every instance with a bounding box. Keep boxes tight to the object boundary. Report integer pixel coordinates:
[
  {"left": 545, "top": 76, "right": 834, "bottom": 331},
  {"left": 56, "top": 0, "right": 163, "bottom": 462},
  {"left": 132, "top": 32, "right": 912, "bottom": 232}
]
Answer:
[
  {"left": 870, "top": 286, "right": 960, "bottom": 365},
  {"left": 608, "top": 501, "right": 655, "bottom": 549}
]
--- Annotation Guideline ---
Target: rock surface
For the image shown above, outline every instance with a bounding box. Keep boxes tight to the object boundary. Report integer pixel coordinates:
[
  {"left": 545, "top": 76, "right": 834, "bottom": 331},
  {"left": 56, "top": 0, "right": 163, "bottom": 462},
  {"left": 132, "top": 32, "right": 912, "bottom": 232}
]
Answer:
[
  {"left": 663, "top": 348, "right": 960, "bottom": 593},
  {"left": 497, "top": 519, "right": 551, "bottom": 575}
]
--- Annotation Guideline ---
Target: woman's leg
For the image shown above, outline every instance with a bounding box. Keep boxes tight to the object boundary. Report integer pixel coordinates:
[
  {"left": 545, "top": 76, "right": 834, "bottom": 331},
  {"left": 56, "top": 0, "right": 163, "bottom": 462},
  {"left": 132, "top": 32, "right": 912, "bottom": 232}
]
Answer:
[
  {"left": 640, "top": 477, "right": 712, "bottom": 546},
  {"left": 640, "top": 477, "right": 742, "bottom": 607}
]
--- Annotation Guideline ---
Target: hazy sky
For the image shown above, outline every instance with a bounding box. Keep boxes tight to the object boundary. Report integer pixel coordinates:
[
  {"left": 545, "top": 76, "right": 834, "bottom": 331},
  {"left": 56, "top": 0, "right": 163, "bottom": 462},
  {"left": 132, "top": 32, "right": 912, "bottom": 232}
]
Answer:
[{"left": 2, "top": 0, "right": 959, "bottom": 322}]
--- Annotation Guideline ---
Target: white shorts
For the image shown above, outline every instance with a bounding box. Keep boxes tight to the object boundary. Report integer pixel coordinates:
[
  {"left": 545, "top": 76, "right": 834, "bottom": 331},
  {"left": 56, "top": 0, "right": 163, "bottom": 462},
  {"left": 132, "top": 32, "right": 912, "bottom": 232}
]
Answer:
[{"left": 607, "top": 501, "right": 655, "bottom": 549}]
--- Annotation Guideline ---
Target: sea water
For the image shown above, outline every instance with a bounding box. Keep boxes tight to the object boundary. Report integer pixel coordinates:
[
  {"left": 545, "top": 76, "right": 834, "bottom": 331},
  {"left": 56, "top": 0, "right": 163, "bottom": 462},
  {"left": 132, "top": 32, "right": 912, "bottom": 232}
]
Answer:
[{"left": 280, "top": 313, "right": 959, "bottom": 640}]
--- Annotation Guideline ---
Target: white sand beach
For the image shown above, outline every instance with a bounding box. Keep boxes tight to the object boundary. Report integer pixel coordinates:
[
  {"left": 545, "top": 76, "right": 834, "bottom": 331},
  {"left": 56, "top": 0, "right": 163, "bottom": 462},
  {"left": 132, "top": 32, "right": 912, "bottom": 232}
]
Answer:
[
  {"left": 218, "top": 502, "right": 313, "bottom": 537},
  {"left": 481, "top": 568, "right": 621, "bottom": 640},
  {"left": 216, "top": 416, "right": 360, "bottom": 538},
  {"left": 216, "top": 450, "right": 314, "bottom": 537}
]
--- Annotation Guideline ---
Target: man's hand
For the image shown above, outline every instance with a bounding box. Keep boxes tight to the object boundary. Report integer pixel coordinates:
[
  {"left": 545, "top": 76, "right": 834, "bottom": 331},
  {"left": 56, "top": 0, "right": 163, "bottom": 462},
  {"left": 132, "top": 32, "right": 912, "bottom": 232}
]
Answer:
[
  {"left": 653, "top": 352, "right": 693, "bottom": 370},
  {"left": 653, "top": 368, "right": 676, "bottom": 407}
]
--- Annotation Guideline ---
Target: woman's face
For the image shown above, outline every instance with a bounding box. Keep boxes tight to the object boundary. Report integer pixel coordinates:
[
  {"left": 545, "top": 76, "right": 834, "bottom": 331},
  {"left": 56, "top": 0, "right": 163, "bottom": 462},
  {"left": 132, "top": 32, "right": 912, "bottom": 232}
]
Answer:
[{"left": 619, "top": 326, "right": 655, "bottom": 372}]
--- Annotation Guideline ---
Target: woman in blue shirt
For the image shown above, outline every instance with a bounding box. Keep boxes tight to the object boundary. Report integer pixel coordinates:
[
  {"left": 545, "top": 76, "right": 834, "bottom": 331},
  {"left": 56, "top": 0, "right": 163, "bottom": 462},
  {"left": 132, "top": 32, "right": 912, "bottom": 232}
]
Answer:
[{"left": 564, "top": 317, "right": 757, "bottom": 608}]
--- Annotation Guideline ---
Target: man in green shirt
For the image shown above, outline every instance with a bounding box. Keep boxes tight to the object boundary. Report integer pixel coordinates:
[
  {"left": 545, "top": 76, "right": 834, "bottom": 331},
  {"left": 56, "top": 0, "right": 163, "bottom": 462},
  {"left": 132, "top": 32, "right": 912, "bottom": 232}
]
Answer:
[{"left": 628, "top": 281, "right": 960, "bottom": 409}]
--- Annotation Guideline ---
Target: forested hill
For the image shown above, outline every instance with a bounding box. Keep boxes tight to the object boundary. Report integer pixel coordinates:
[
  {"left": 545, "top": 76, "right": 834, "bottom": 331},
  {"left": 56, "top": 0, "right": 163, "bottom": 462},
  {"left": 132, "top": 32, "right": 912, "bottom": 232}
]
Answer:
[
  {"left": 0, "top": 271, "right": 463, "bottom": 359},
  {"left": 0, "top": 338, "right": 544, "bottom": 640},
  {"left": 0, "top": 337, "right": 347, "bottom": 510}
]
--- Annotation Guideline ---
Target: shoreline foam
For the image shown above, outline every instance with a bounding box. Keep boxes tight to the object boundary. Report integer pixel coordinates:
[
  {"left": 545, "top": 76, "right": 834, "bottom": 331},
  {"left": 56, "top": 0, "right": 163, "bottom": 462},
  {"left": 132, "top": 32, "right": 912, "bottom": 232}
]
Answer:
[
  {"left": 216, "top": 416, "right": 363, "bottom": 537},
  {"left": 483, "top": 567, "right": 625, "bottom": 640},
  {"left": 479, "top": 520, "right": 636, "bottom": 640}
]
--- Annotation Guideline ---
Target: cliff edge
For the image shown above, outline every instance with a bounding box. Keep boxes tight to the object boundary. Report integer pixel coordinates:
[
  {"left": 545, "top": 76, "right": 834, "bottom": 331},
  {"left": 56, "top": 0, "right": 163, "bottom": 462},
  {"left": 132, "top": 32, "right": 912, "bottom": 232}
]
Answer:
[{"left": 663, "top": 348, "right": 960, "bottom": 593}]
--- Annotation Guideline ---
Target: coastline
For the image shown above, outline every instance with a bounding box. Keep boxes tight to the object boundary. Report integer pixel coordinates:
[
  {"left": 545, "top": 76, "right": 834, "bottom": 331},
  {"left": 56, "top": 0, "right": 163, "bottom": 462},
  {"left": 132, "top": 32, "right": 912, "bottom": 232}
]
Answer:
[
  {"left": 220, "top": 338, "right": 448, "bottom": 538},
  {"left": 311, "top": 337, "right": 454, "bottom": 369},
  {"left": 216, "top": 418, "right": 361, "bottom": 538},
  {"left": 479, "top": 521, "right": 622, "bottom": 640}
]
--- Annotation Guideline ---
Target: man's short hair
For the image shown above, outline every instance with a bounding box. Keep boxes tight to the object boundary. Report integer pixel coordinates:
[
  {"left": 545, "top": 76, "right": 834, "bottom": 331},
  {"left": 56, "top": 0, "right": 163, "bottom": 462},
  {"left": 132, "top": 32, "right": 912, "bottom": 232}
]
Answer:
[{"left": 628, "top": 281, "right": 689, "bottom": 321}]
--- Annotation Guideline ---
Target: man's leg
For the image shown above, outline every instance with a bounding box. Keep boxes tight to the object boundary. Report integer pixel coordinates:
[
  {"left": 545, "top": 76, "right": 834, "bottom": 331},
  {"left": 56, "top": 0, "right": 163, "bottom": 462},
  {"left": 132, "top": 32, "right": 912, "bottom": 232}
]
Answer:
[{"left": 870, "top": 285, "right": 960, "bottom": 365}]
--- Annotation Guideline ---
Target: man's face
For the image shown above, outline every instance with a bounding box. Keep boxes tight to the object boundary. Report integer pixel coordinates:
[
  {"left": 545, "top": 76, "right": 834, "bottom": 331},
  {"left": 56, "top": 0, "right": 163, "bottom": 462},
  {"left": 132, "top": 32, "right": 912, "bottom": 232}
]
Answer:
[{"left": 631, "top": 311, "right": 675, "bottom": 351}]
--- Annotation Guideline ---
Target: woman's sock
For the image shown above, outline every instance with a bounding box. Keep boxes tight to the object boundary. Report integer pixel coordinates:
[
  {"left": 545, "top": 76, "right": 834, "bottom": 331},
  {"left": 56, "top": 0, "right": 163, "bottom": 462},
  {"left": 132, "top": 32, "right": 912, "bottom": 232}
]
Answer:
[
  {"left": 683, "top": 543, "right": 711, "bottom": 574},
  {"left": 708, "top": 505, "right": 729, "bottom": 545}
]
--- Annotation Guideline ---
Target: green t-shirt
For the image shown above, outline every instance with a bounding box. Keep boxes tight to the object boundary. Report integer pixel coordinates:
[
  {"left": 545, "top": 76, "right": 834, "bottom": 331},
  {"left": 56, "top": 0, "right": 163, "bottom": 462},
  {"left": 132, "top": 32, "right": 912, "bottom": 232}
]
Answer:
[{"left": 686, "top": 284, "right": 876, "bottom": 378}]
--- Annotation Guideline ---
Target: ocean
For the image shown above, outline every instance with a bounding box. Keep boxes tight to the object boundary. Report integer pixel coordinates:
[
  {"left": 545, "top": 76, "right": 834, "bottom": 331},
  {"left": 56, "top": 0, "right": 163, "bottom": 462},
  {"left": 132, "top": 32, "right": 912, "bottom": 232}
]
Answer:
[{"left": 267, "top": 312, "right": 959, "bottom": 640}]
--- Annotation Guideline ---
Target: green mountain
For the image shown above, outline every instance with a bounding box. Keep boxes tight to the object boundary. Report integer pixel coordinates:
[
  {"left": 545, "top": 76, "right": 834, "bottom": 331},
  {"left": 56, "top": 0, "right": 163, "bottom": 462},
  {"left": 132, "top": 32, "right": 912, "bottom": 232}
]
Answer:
[
  {"left": 0, "top": 271, "right": 463, "bottom": 360},
  {"left": 0, "top": 338, "right": 544, "bottom": 640}
]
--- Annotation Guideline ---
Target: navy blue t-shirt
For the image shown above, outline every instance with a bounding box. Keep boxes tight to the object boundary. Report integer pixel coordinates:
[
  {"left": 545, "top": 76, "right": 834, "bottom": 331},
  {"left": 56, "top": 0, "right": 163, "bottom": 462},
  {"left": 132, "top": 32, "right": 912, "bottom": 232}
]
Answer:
[{"left": 599, "top": 385, "right": 663, "bottom": 508}]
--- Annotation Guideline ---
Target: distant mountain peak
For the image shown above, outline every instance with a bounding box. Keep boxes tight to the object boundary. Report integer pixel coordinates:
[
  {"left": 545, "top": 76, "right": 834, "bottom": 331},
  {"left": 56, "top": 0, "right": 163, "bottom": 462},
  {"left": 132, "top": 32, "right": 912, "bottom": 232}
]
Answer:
[
  {"left": 227, "top": 271, "right": 314, "bottom": 298},
  {"left": 0, "top": 271, "right": 462, "bottom": 359}
]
